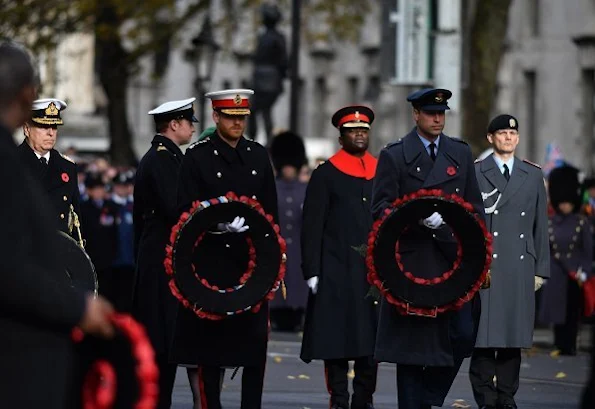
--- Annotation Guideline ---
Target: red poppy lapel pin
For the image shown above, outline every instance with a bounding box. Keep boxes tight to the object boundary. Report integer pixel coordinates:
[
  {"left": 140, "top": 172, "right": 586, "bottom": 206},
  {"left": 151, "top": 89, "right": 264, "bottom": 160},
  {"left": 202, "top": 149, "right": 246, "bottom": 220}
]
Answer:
[
  {"left": 61, "top": 172, "right": 70, "bottom": 183},
  {"left": 446, "top": 166, "right": 457, "bottom": 176}
]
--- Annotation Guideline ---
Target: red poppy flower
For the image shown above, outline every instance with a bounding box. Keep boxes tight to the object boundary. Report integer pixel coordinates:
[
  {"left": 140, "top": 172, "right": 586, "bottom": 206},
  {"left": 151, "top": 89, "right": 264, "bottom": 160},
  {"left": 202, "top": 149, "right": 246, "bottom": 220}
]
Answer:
[
  {"left": 446, "top": 166, "right": 456, "bottom": 176},
  {"left": 61, "top": 172, "right": 69, "bottom": 182}
]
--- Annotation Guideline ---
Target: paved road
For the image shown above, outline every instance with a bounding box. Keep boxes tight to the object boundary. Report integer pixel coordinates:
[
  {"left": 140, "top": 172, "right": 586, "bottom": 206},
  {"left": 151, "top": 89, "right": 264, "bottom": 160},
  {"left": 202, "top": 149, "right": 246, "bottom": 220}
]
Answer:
[{"left": 170, "top": 329, "right": 591, "bottom": 409}]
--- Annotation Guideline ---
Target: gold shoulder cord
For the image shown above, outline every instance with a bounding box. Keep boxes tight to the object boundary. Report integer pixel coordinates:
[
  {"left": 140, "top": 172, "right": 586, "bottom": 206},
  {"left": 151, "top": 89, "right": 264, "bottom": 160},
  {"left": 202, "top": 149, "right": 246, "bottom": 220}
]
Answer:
[
  {"left": 69, "top": 205, "right": 98, "bottom": 297},
  {"left": 69, "top": 205, "right": 85, "bottom": 249}
]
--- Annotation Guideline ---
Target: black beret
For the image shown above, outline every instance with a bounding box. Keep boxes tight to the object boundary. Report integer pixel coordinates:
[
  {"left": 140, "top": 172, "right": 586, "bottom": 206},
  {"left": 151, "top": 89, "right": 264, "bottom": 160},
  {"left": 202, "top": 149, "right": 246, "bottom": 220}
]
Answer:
[{"left": 488, "top": 114, "right": 519, "bottom": 134}]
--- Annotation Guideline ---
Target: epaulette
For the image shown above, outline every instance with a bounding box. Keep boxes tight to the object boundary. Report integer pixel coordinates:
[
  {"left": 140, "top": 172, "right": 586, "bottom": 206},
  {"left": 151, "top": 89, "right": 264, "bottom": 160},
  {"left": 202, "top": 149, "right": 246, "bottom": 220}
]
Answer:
[
  {"left": 315, "top": 160, "right": 326, "bottom": 169},
  {"left": 156, "top": 145, "right": 169, "bottom": 152},
  {"left": 383, "top": 139, "right": 403, "bottom": 149},
  {"left": 522, "top": 158, "right": 541, "bottom": 169},
  {"left": 188, "top": 137, "right": 210, "bottom": 150},
  {"left": 60, "top": 153, "right": 75, "bottom": 163},
  {"left": 447, "top": 135, "right": 469, "bottom": 145},
  {"left": 474, "top": 158, "right": 483, "bottom": 164}
]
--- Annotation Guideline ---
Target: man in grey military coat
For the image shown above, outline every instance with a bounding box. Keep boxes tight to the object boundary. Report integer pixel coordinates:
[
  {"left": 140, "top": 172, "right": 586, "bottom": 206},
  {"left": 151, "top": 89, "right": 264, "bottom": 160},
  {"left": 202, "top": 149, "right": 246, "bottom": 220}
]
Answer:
[
  {"left": 371, "top": 88, "right": 484, "bottom": 409},
  {"left": 470, "top": 114, "right": 550, "bottom": 409}
]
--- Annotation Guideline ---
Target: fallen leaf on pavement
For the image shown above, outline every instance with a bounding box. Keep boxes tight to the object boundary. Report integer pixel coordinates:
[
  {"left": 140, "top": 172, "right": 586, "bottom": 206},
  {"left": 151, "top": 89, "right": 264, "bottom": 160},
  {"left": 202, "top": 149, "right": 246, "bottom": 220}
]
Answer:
[
  {"left": 550, "top": 350, "right": 561, "bottom": 358},
  {"left": 273, "top": 356, "right": 282, "bottom": 363},
  {"left": 298, "top": 374, "right": 310, "bottom": 380},
  {"left": 555, "top": 372, "right": 566, "bottom": 379},
  {"left": 451, "top": 399, "right": 471, "bottom": 408},
  {"left": 287, "top": 375, "right": 296, "bottom": 380}
]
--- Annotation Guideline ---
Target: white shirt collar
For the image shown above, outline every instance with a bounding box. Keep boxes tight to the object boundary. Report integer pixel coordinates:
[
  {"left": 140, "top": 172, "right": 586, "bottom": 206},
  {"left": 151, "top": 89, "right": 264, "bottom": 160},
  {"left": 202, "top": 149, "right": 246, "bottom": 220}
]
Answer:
[{"left": 34, "top": 151, "right": 51, "bottom": 162}]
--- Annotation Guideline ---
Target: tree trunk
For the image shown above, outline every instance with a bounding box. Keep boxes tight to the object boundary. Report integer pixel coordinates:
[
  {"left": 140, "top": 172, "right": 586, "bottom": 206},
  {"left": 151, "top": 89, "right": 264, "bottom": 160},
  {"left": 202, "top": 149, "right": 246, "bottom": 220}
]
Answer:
[
  {"left": 95, "top": 4, "right": 137, "bottom": 166},
  {"left": 461, "top": 0, "right": 513, "bottom": 157}
]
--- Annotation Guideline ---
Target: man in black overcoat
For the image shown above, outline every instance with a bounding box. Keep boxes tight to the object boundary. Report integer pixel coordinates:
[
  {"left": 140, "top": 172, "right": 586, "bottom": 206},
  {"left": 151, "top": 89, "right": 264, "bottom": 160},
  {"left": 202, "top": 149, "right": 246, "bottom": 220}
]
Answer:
[
  {"left": 370, "top": 88, "right": 484, "bottom": 409},
  {"left": 132, "top": 97, "right": 197, "bottom": 409},
  {"left": 0, "top": 40, "right": 114, "bottom": 409},
  {"left": 300, "top": 106, "right": 379, "bottom": 409},
  {"left": 171, "top": 88, "right": 278, "bottom": 409}
]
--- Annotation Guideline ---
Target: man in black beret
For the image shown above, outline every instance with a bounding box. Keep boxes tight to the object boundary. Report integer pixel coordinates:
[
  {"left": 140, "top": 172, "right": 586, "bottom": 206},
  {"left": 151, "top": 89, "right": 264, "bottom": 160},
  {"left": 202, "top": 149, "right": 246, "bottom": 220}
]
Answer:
[{"left": 471, "top": 114, "right": 550, "bottom": 409}]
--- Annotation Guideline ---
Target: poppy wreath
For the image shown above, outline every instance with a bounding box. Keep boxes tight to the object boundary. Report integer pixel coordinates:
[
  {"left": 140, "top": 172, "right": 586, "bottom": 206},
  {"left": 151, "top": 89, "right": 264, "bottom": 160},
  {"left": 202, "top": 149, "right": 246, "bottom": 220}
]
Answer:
[
  {"left": 165, "top": 192, "right": 287, "bottom": 320},
  {"left": 366, "top": 189, "right": 492, "bottom": 317},
  {"left": 72, "top": 313, "right": 159, "bottom": 409}
]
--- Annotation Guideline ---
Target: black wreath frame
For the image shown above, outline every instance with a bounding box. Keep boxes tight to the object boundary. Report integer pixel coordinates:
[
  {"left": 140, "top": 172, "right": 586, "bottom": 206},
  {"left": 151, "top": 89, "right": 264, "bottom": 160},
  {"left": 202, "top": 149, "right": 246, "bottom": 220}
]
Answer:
[
  {"left": 367, "top": 190, "right": 492, "bottom": 316},
  {"left": 166, "top": 194, "right": 285, "bottom": 319}
]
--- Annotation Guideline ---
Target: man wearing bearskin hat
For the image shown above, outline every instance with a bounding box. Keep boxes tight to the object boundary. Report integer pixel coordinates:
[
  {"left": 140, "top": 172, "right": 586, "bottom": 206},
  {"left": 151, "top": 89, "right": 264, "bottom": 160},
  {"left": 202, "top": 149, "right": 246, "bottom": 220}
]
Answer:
[
  {"left": 538, "top": 165, "right": 592, "bottom": 356},
  {"left": 171, "top": 89, "right": 278, "bottom": 409},
  {"left": 472, "top": 114, "right": 550, "bottom": 409},
  {"left": 268, "top": 130, "right": 309, "bottom": 331},
  {"left": 371, "top": 88, "right": 485, "bottom": 409},
  {"left": 300, "top": 106, "right": 379, "bottom": 409}
]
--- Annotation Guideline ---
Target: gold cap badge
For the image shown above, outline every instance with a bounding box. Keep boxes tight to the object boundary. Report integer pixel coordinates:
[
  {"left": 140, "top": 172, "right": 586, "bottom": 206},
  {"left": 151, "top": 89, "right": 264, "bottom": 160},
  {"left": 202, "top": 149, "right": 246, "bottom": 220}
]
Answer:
[
  {"left": 355, "top": 111, "right": 360, "bottom": 119},
  {"left": 434, "top": 93, "right": 444, "bottom": 103},
  {"left": 45, "top": 102, "right": 59, "bottom": 116},
  {"left": 509, "top": 118, "right": 516, "bottom": 127},
  {"left": 234, "top": 94, "right": 242, "bottom": 106}
]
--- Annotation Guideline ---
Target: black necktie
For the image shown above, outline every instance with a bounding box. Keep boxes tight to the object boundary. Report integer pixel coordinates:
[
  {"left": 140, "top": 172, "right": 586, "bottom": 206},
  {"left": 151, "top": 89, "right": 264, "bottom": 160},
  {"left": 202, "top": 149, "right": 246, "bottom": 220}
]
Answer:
[
  {"left": 39, "top": 157, "right": 48, "bottom": 166},
  {"left": 429, "top": 143, "right": 436, "bottom": 161},
  {"left": 503, "top": 164, "right": 510, "bottom": 181}
]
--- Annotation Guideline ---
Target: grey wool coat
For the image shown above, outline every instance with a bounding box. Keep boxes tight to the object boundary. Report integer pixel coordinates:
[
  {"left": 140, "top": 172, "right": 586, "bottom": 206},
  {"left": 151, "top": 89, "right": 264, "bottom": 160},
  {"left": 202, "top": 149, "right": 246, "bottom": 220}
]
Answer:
[{"left": 474, "top": 154, "right": 550, "bottom": 348}]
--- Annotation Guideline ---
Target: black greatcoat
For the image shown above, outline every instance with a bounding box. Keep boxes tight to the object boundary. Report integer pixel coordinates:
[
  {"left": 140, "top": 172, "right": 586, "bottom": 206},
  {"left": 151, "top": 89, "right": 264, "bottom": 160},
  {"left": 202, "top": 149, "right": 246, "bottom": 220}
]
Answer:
[
  {"left": 300, "top": 160, "right": 379, "bottom": 362},
  {"left": 17, "top": 142, "right": 81, "bottom": 235},
  {"left": 0, "top": 124, "right": 86, "bottom": 409},
  {"left": 170, "top": 133, "right": 278, "bottom": 367},
  {"left": 370, "top": 129, "right": 484, "bottom": 367},
  {"left": 132, "top": 135, "right": 184, "bottom": 355}
]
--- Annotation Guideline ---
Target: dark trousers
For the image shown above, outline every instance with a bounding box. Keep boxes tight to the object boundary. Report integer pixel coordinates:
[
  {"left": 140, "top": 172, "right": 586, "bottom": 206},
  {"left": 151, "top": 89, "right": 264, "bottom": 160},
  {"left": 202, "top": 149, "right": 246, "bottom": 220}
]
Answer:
[
  {"left": 324, "top": 357, "right": 378, "bottom": 409},
  {"left": 156, "top": 353, "right": 178, "bottom": 409},
  {"left": 554, "top": 280, "right": 582, "bottom": 354},
  {"left": 469, "top": 348, "right": 521, "bottom": 407},
  {"left": 199, "top": 364, "right": 266, "bottom": 409},
  {"left": 396, "top": 356, "right": 464, "bottom": 409}
]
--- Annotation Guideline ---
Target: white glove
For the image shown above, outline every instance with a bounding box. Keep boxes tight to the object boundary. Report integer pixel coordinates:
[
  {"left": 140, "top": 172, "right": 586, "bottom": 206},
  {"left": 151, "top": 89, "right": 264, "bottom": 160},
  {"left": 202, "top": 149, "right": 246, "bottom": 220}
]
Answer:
[
  {"left": 422, "top": 212, "right": 444, "bottom": 229},
  {"left": 577, "top": 267, "right": 588, "bottom": 283},
  {"left": 534, "top": 276, "right": 545, "bottom": 291},
  {"left": 217, "top": 216, "right": 249, "bottom": 233},
  {"left": 307, "top": 276, "right": 319, "bottom": 294}
]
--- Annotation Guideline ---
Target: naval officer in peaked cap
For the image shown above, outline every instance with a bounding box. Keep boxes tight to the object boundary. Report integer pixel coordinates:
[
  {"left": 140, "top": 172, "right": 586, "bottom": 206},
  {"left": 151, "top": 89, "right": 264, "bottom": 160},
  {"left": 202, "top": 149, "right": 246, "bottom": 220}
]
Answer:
[
  {"left": 18, "top": 98, "right": 82, "bottom": 236},
  {"left": 171, "top": 88, "right": 279, "bottom": 409},
  {"left": 132, "top": 97, "right": 197, "bottom": 409}
]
